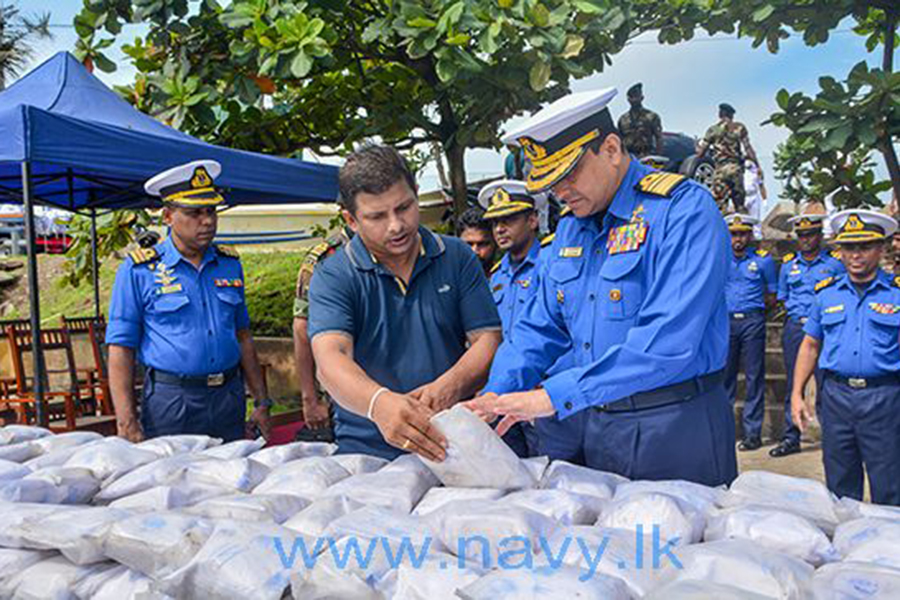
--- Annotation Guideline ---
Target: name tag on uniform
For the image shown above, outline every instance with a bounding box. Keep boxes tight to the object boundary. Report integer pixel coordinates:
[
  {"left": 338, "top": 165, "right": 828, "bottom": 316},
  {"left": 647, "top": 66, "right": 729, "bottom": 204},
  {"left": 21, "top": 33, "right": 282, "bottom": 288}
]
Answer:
[
  {"left": 607, "top": 222, "right": 648, "bottom": 255},
  {"left": 559, "top": 247, "right": 583, "bottom": 258},
  {"left": 215, "top": 279, "right": 244, "bottom": 288},
  {"left": 869, "top": 302, "right": 900, "bottom": 315},
  {"left": 824, "top": 304, "right": 844, "bottom": 314},
  {"left": 158, "top": 284, "right": 183, "bottom": 295}
]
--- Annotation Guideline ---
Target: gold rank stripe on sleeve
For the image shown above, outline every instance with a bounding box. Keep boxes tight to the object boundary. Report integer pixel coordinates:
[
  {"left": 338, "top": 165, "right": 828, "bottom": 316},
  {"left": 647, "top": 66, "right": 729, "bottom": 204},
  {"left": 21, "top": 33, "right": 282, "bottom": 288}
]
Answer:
[
  {"left": 782, "top": 253, "right": 795, "bottom": 264},
  {"left": 635, "top": 172, "right": 686, "bottom": 197},
  {"left": 815, "top": 277, "right": 835, "bottom": 292},
  {"left": 129, "top": 247, "right": 158, "bottom": 265}
]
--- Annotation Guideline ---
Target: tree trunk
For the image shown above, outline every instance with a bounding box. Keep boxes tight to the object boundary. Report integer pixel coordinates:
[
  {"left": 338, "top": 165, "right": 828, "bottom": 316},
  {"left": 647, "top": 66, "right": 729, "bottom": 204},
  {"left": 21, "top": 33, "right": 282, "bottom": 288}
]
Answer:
[
  {"left": 444, "top": 141, "right": 468, "bottom": 224},
  {"left": 881, "top": 8, "right": 900, "bottom": 204}
]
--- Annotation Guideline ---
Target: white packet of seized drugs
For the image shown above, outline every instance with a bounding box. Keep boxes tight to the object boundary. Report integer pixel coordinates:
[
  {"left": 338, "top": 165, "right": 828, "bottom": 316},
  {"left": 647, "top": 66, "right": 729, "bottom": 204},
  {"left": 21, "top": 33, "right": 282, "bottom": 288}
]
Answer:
[{"left": 421, "top": 405, "right": 535, "bottom": 489}]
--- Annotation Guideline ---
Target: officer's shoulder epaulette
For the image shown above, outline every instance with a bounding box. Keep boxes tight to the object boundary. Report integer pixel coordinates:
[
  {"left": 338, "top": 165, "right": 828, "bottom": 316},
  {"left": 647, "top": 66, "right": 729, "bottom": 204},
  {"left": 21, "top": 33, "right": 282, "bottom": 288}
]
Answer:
[
  {"left": 635, "top": 172, "right": 686, "bottom": 197},
  {"left": 755, "top": 249, "right": 769, "bottom": 258},
  {"left": 559, "top": 206, "right": 572, "bottom": 217},
  {"left": 215, "top": 244, "right": 240, "bottom": 259},
  {"left": 815, "top": 277, "right": 836, "bottom": 293},
  {"left": 128, "top": 247, "right": 158, "bottom": 265},
  {"left": 782, "top": 252, "right": 795, "bottom": 264},
  {"left": 894, "top": 276, "right": 900, "bottom": 289},
  {"left": 304, "top": 241, "right": 332, "bottom": 264},
  {"left": 490, "top": 259, "right": 502, "bottom": 274},
  {"left": 830, "top": 249, "right": 841, "bottom": 259},
  {"left": 540, "top": 233, "right": 555, "bottom": 247}
]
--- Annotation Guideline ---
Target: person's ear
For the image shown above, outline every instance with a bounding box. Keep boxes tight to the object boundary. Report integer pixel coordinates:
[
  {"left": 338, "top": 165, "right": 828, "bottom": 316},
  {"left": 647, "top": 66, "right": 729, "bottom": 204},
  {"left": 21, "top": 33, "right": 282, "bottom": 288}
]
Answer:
[
  {"left": 342, "top": 208, "right": 358, "bottom": 233},
  {"left": 162, "top": 207, "right": 174, "bottom": 226}
]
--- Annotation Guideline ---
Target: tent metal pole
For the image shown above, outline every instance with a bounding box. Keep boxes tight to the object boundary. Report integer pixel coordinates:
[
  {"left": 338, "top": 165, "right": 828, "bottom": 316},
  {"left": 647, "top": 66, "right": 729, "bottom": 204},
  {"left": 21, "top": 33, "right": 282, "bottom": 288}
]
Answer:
[
  {"left": 91, "top": 207, "right": 100, "bottom": 319},
  {"left": 21, "top": 161, "right": 47, "bottom": 427}
]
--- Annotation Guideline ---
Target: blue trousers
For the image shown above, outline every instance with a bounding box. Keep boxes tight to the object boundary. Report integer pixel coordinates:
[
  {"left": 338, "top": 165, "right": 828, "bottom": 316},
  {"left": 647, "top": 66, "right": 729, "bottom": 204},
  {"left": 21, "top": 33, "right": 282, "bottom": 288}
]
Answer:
[
  {"left": 582, "top": 382, "right": 738, "bottom": 487},
  {"left": 782, "top": 318, "right": 822, "bottom": 446},
  {"left": 725, "top": 311, "right": 766, "bottom": 440},
  {"left": 141, "top": 369, "right": 246, "bottom": 442},
  {"left": 535, "top": 412, "right": 587, "bottom": 465},
  {"left": 502, "top": 422, "right": 539, "bottom": 458},
  {"left": 820, "top": 376, "right": 900, "bottom": 506}
]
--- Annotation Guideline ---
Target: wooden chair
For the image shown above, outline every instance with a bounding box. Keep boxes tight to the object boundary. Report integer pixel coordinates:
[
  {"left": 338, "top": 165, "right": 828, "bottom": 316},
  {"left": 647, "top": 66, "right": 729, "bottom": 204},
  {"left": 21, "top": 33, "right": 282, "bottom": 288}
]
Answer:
[
  {"left": 62, "top": 315, "right": 112, "bottom": 415},
  {"left": 5, "top": 326, "right": 82, "bottom": 431},
  {"left": 0, "top": 319, "right": 30, "bottom": 406}
]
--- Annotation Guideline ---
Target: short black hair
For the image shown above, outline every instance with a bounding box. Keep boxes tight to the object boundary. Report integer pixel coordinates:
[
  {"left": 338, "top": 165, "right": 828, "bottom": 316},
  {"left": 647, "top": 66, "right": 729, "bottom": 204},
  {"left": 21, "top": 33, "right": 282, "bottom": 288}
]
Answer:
[
  {"left": 457, "top": 207, "right": 491, "bottom": 236},
  {"left": 627, "top": 83, "right": 643, "bottom": 97},
  {"left": 338, "top": 144, "right": 416, "bottom": 214},
  {"left": 719, "top": 103, "right": 736, "bottom": 118}
]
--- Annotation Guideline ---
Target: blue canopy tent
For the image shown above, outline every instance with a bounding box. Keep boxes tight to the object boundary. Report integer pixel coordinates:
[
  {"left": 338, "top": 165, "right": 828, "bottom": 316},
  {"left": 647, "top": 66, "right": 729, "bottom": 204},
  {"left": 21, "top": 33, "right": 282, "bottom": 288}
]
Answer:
[{"left": 0, "top": 52, "right": 338, "bottom": 425}]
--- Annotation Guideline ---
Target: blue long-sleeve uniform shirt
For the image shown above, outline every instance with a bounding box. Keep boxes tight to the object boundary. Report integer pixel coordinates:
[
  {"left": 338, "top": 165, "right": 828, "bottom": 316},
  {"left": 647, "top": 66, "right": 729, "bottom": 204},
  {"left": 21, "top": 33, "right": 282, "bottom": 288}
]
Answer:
[
  {"left": 725, "top": 250, "right": 777, "bottom": 313},
  {"left": 804, "top": 270, "right": 900, "bottom": 378},
  {"left": 490, "top": 238, "right": 542, "bottom": 343},
  {"left": 778, "top": 251, "right": 845, "bottom": 321},
  {"left": 106, "top": 236, "right": 250, "bottom": 376},
  {"left": 483, "top": 160, "right": 730, "bottom": 418}
]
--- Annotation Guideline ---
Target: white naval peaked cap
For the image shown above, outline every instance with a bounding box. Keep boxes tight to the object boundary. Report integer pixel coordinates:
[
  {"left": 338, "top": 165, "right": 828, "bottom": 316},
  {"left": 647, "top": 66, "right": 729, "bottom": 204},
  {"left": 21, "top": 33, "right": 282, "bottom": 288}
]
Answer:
[
  {"left": 144, "top": 159, "right": 224, "bottom": 206},
  {"left": 724, "top": 213, "right": 759, "bottom": 231},
  {"left": 477, "top": 179, "right": 536, "bottom": 220},
  {"left": 501, "top": 88, "right": 618, "bottom": 193},
  {"left": 829, "top": 209, "right": 898, "bottom": 243}
]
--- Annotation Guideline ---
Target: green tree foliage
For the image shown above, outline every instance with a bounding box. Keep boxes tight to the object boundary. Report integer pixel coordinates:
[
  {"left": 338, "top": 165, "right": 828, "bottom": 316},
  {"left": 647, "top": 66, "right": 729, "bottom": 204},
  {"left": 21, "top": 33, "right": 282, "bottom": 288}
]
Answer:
[
  {"left": 0, "top": 1, "right": 51, "bottom": 90},
  {"left": 74, "top": 0, "right": 646, "bottom": 216},
  {"left": 61, "top": 210, "right": 152, "bottom": 288},
  {"left": 646, "top": 0, "right": 899, "bottom": 209}
]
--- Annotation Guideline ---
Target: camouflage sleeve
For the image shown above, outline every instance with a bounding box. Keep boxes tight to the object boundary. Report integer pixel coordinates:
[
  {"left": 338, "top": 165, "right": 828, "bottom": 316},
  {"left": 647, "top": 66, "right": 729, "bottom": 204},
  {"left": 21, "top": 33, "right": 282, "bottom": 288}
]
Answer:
[
  {"left": 652, "top": 111, "right": 662, "bottom": 135},
  {"left": 293, "top": 242, "right": 331, "bottom": 320},
  {"left": 702, "top": 125, "right": 716, "bottom": 145}
]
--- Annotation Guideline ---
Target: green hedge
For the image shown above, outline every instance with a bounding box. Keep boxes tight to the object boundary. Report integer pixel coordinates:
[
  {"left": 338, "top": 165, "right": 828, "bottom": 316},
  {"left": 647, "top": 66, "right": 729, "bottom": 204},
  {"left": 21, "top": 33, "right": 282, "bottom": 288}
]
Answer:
[{"left": 241, "top": 251, "right": 305, "bottom": 338}]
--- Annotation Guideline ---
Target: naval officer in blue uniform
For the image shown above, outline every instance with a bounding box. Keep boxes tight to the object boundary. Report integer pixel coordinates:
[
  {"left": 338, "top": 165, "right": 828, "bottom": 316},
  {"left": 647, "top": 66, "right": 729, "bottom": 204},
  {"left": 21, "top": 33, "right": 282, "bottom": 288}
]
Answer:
[
  {"left": 792, "top": 209, "right": 900, "bottom": 505},
  {"left": 480, "top": 180, "right": 584, "bottom": 460},
  {"left": 106, "top": 160, "right": 273, "bottom": 443},
  {"left": 466, "top": 88, "right": 737, "bottom": 486},
  {"left": 723, "top": 213, "right": 777, "bottom": 451},
  {"left": 772, "top": 213, "right": 844, "bottom": 458}
]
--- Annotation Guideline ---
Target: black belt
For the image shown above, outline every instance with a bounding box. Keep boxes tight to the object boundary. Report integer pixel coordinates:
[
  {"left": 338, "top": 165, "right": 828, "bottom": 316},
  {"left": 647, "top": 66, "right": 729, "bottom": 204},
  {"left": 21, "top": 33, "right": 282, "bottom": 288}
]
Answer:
[
  {"left": 824, "top": 371, "right": 900, "bottom": 390},
  {"left": 730, "top": 309, "right": 763, "bottom": 320},
  {"left": 149, "top": 365, "right": 241, "bottom": 388},
  {"left": 595, "top": 370, "right": 725, "bottom": 413}
]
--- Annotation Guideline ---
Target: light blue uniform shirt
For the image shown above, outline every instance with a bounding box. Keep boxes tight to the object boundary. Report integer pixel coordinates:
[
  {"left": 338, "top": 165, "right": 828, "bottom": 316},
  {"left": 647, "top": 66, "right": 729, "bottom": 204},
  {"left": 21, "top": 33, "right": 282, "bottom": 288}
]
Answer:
[
  {"left": 490, "top": 238, "right": 542, "bottom": 343},
  {"left": 778, "top": 252, "right": 845, "bottom": 321},
  {"left": 106, "top": 236, "right": 250, "bottom": 376},
  {"left": 804, "top": 270, "right": 900, "bottom": 378},
  {"left": 483, "top": 160, "right": 730, "bottom": 418},
  {"left": 725, "top": 250, "right": 777, "bottom": 313}
]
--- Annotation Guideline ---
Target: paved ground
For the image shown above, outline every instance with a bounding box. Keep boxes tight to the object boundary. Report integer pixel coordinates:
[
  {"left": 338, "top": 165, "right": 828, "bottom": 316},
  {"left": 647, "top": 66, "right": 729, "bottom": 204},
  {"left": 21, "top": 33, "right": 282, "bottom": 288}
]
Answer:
[{"left": 738, "top": 441, "right": 825, "bottom": 482}]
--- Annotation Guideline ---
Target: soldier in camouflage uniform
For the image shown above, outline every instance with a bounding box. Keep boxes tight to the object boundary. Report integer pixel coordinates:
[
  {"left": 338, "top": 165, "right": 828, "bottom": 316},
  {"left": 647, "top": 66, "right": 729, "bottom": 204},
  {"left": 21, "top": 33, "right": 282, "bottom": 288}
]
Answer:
[
  {"left": 292, "top": 228, "right": 351, "bottom": 438},
  {"left": 617, "top": 83, "right": 663, "bottom": 158},
  {"left": 696, "top": 103, "right": 761, "bottom": 214}
]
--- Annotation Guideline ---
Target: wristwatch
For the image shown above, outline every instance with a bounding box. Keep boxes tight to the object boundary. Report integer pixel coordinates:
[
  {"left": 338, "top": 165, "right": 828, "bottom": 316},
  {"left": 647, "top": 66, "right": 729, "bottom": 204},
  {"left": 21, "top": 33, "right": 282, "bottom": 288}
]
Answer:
[{"left": 253, "top": 397, "right": 274, "bottom": 409}]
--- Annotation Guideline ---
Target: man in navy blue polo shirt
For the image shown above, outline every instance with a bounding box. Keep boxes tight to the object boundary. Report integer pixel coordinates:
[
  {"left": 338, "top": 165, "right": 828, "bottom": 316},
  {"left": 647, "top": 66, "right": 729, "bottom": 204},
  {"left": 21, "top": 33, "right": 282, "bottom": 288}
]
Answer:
[{"left": 308, "top": 145, "right": 502, "bottom": 461}]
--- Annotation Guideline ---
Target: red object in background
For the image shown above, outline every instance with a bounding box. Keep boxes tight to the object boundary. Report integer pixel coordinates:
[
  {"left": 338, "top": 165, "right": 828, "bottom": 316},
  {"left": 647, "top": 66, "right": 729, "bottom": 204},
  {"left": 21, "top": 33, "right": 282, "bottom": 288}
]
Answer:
[
  {"left": 266, "top": 420, "right": 305, "bottom": 446},
  {"left": 36, "top": 236, "right": 72, "bottom": 254}
]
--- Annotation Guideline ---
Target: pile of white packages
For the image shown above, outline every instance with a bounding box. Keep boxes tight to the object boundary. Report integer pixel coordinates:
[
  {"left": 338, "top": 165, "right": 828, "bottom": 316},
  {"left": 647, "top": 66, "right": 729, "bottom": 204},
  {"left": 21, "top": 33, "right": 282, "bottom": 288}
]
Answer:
[{"left": 1, "top": 406, "right": 899, "bottom": 599}]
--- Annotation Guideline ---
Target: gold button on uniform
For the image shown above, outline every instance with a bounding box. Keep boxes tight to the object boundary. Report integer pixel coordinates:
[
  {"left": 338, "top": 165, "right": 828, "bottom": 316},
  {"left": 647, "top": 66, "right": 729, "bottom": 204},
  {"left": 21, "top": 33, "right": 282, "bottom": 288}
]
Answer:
[{"left": 609, "top": 289, "right": 622, "bottom": 302}]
